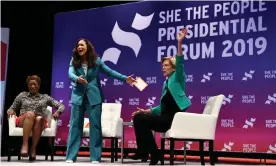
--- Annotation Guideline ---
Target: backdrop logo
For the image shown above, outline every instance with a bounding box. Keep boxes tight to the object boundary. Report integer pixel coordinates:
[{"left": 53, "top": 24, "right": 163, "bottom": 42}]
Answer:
[
  {"left": 265, "top": 93, "right": 276, "bottom": 104},
  {"left": 242, "top": 70, "right": 255, "bottom": 81},
  {"left": 186, "top": 75, "right": 193, "bottom": 82},
  {"left": 128, "top": 140, "right": 137, "bottom": 148},
  {"left": 115, "top": 97, "right": 123, "bottom": 104},
  {"left": 188, "top": 95, "right": 193, "bottom": 100},
  {"left": 55, "top": 138, "right": 61, "bottom": 145},
  {"left": 221, "top": 72, "right": 233, "bottom": 81},
  {"left": 102, "top": 140, "right": 106, "bottom": 148},
  {"left": 222, "top": 94, "right": 233, "bottom": 105},
  {"left": 69, "top": 82, "right": 75, "bottom": 89},
  {"left": 114, "top": 79, "right": 124, "bottom": 86},
  {"left": 267, "top": 143, "right": 276, "bottom": 153},
  {"left": 129, "top": 98, "right": 139, "bottom": 106},
  {"left": 117, "top": 139, "right": 121, "bottom": 147},
  {"left": 242, "top": 95, "right": 255, "bottom": 104},
  {"left": 164, "top": 140, "right": 170, "bottom": 149},
  {"left": 101, "top": 13, "right": 154, "bottom": 64},
  {"left": 68, "top": 100, "right": 72, "bottom": 107},
  {"left": 58, "top": 119, "right": 63, "bottom": 127},
  {"left": 180, "top": 141, "right": 193, "bottom": 150},
  {"left": 101, "top": 78, "right": 108, "bottom": 87},
  {"left": 201, "top": 73, "right": 212, "bottom": 83},
  {"left": 221, "top": 142, "right": 234, "bottom": 151},
  {"left": 146, "top": 97, "right": 156, "bottom": 107},
  {"left": 243, "top": 144, "right": 256, "bottom": 152},
  {"left": 201, "top": 96, "right": 211, "bottom": 104},
  {"left": 55, "top": 82, "right": 64, "bottom": 88},
  {"left": 243, "top": 118, "right": 256, "bottom": 129},
  {"left": 221, "top": 119, "right": 234, "bottom": 128},
  {"left": 146, "top": 77, "right": 157, "bottom": 84},
  {"left": 81, "top": 138, "right": 89, "bottom": 147},
  {"left": 264, "top": 70, "right": 276, "bottom": 79},
  {"left": 266, "top": 120, "right": 276, "bottom": 128}
]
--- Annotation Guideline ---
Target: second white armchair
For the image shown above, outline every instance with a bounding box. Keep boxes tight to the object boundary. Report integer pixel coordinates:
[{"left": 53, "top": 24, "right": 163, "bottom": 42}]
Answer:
[
  {"left": 160, "top": 94, "right": 225, "bottom": 165},
  {"left": 83, "top": 103, "right": 123, "bottom": 163}
]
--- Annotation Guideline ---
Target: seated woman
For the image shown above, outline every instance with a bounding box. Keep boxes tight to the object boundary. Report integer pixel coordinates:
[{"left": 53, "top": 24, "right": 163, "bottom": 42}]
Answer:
[
  {"left": 130, "top": 29, "right": 191, "bottom": 165},
  {"left": 7, "top": 75, "right": 65, "bottom": 161}
]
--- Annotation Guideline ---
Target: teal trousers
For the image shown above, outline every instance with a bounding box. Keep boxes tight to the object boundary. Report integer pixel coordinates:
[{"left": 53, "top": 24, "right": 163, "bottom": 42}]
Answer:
[{"left": 66, "top": 96, "right": 102, "bottom": 161}]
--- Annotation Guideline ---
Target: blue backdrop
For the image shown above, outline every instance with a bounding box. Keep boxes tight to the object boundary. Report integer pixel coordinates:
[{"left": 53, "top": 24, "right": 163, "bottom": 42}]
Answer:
[{"left": 51, "top": 1, "right": 276, "bottom": 153}]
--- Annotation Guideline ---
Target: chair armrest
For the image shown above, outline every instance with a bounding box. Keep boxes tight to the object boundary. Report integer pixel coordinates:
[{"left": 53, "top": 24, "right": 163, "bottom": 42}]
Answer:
[
  {"left": 48, "top": 118, "right": 58, "bottom": 136},
  {"left": 114, "top": 118, "right": 123, "bottom": 138},
  {"left": 8, "top": 115, "right": 16, "bottom": 136},
  {"left": 102, "top": 117, "right": 123, "bottom": 138},
  {"left": 170, "top": 112, "right": 218, "bottom": 140}
]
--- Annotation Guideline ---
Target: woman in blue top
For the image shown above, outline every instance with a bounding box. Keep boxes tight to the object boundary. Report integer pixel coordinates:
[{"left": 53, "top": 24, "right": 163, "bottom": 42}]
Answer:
[{"left": 66, "top": 38, "right": 136, "bottom": 163}]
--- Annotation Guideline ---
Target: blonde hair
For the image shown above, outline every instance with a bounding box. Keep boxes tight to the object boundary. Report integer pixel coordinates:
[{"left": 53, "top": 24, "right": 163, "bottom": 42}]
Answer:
[{"left": 161, "top": 56, "right": 176, "bottom": 68}]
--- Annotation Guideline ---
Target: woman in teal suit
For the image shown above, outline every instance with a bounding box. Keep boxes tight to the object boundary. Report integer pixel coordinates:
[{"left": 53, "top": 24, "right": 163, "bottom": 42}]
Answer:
[
  {"left": 130, "top": 29, "right": 191, "bottom": 165},
  {"left": 66, "top": 39, "right": 136, "bottom": 163}
]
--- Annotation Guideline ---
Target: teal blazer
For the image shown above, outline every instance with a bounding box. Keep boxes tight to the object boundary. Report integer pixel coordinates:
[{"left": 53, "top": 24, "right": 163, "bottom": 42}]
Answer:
[
  {"left": 68, "top": 57, "right": 127, "bottom": 106},
  {"left": 151, "top": 55, "right": 191, "bottom": 115}
]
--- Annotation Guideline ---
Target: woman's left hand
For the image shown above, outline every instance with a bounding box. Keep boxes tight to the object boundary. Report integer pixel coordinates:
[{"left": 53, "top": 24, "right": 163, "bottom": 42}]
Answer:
[
  {"left": 177, "top": 28, "right": 188, "bottom": 42},
  {"left": 126, "top": 74, "right": 137, "bottom": 86}
]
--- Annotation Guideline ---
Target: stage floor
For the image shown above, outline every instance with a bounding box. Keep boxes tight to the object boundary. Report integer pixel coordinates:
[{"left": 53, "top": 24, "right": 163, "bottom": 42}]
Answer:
[{"left": 1, "top": 156, "right": 250, "bottom": 165}]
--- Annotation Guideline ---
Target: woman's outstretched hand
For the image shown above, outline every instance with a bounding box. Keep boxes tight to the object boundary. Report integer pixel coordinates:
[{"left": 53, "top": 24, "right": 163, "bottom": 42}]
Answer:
[
  {"left": 126, "top": 74, "right": 137, "bottom": 86},
  {"left": 177, "top": 28, "right": 188, "bottom": 42}
]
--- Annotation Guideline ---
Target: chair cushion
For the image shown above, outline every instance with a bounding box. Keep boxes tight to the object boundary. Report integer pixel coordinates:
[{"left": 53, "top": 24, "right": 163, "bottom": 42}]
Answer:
[{"left": 9, "top": 127, "right": 54, "bottom": 137}]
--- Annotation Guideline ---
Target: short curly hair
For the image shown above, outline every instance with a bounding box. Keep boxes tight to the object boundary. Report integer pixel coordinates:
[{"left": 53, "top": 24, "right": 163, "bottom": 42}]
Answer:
[{"left": 26, "top": 75, "right": 41, "bottom": 86}]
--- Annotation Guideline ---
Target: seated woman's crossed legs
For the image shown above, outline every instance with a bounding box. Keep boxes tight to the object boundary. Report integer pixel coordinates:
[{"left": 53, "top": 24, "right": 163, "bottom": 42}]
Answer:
[{"left": 17, "top": 111, "right": 47, "bottom": 159}]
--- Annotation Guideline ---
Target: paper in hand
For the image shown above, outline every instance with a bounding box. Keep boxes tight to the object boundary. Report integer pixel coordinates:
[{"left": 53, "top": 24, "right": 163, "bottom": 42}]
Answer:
[{"left": 133, "top": 77, "right": 148, "bottom": 91}]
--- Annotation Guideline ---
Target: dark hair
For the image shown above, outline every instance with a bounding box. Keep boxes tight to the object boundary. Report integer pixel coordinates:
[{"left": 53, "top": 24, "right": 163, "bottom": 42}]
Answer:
[
  {"left": 72, "top": 38, "right": 97, "bottom": 68},
  {"left": 26, "top": 75, "right": 41, "bottom": 85}
]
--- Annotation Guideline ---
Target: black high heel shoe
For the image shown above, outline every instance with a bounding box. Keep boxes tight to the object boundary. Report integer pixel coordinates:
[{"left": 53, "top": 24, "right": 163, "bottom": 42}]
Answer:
[
  {"left": 129, "top": 153, "right": 148, "bottom": 162},
  {"left": 149, "top": 151, "right": 161, "bottom": 165},
  {"left": 20, "top": 149, "right": 29, "bottom": 157},
  {"left": 29, "top": 156, "right": 36, "bottom": 161}
]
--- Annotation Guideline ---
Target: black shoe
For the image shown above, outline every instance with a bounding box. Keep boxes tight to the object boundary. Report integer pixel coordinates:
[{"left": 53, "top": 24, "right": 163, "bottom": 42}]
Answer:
[
  {"left": 29, "top": 156, "right": 36, "bottom": 161},
  {"left": 149, "top": 151, "right": 161, "bottom": 165},
  {"left": 141, "top": 157, "right": 148, "bottom": 162},
  {"left": 129, "top": 153, "right": 148, "bottom": 162}
]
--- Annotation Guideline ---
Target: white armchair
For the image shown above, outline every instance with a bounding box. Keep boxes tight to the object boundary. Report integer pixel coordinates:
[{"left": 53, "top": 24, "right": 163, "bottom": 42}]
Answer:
[
  {"left": 83, "top": 103, "right": 123, "bottom": 163},
  {"left": 160, "top": 94, "right": 225, "bottom": 165},
  {"left": 7, "top": 106, "right": 58, "bottom": 161}
]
